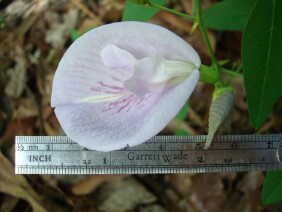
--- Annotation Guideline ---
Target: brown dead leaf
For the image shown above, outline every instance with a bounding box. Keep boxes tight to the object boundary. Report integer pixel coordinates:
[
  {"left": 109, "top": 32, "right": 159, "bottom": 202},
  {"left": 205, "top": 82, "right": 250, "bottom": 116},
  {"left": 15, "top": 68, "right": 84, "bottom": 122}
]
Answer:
[
  {"left": 3, "top": 119, "right": 35, "bottom": 145},
  {"left": 70, "top": 0, "right": 96, "bottom": 19},
  {"left": 166, "top": 119, "right": 197, "bottom": 135},
  {"left": 99, "top": 178, "right": 156, "bottom": 211},
  {"left": 181, "top": 0, "right": 193, "bottom": 14},
  {"left": 180, "top": 0, "right": 213, "bottom": 14},
  {"left": 45, "top": 9, "right": 79, "bottom": 48},
  {"left": 4, "top": 48, "right": 27, "bottom": 98},
  {"left": 0, "top": 194, "right": 19, "bottom": 211},
  {"left": 99, "top": 0, "right": 124, "bottom": 22},
  {"left": 13, "top": 98, "right": 38, "bottom": 119},
  {"left": 236, "top": 172, "right": 264, "bottom": 193},
  {"left": 187, "top": 173, "right": 227, "bottom": 211},
  {"left": 43, "top": 121, "right": 58, "bottom": 136},
  {"left": 165, "top": 174, "right": 195, "bottom": 196},
  {"left": 4, "top": 0, "right": 31, "bottom": 28},
  {"left": 138, "top": 204, "right": 167, "bottom": 212},
  {"left": 187, "top": 107, "right": 207, "bottom": 127},
  {"left": 72, "top": 174, "right": 126, "bottom": 195},
  {"left": 16, "top": 0, "right": 50, "bottom": 35},
  {"left": 44, "top": 73, "right": 55, "bottom": 100},
  {"left": 78, "top": 18, "right": 103, "bottom": 35},
  {"left": 0, "top": 151, "right": 47, "bottom": 212},
  {"left": 231, "top": 191, "right": 263, "bottom": 212},
  {"left": 230, "top": 78, "right": 248, "bottom": 112},
  {"left": 155, "top": 11, "right": 192, "bottom": 34}
]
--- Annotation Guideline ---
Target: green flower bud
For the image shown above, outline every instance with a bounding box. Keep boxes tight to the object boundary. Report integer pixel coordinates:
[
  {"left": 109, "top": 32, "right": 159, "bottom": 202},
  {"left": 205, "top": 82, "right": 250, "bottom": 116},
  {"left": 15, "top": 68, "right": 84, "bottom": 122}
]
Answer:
[
  {"left": 205, "top": 90, "right": 235, "bottom": 149},
  {"left": 199, "top": 64, "right": 219, "bottom": 84}
]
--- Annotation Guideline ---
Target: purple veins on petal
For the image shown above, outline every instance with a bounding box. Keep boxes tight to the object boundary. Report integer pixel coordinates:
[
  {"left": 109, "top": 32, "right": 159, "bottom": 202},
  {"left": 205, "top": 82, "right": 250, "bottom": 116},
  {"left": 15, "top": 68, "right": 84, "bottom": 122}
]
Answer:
[
  {"left": 51, "top": 21, "right": 201, "bottom": 151},
  {"left": 105, "top": 94, "right": 152, "bottom": 114},
  {"left": 90, "top": 81, "right": 125, "bottom": 95}
]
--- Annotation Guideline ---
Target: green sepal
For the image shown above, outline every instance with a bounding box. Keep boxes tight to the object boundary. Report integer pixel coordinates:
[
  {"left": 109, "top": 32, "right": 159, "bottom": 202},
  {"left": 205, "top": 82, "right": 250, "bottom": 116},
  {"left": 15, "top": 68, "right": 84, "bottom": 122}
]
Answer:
[
  {"left": 212, "top": 86, "right": 233, "bottom": 102},
  {"left": 190, "top": 22, "right": 199, "bottom": 35},
  {"left": 199, "top": 64, "right": 219, "bottom": 84}
]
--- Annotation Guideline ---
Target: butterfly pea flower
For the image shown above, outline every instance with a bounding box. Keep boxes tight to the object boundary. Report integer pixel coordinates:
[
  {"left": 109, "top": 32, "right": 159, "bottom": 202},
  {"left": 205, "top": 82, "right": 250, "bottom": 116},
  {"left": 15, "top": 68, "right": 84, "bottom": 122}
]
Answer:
[{"left": 51, "top": 21, "right": 200, "bottom": 151}]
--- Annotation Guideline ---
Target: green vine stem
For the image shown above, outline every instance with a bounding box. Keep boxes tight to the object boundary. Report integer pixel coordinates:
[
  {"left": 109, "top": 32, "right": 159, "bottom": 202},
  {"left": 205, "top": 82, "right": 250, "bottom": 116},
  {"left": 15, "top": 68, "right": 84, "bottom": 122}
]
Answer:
[
  {"left": 192, "top": 0, "right": 197, "bottom": 17},
  {"left": 195, "top": 0, "right": 217, "bottom": 70},
  {"left": 149, "top": 2, "right": 196, "bottom": 22}
]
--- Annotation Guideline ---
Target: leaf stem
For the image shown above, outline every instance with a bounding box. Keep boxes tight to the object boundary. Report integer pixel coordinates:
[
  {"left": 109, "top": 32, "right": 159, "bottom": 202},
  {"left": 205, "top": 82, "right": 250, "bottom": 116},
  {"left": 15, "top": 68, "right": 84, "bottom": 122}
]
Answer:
[
  {"left": 220, "top": 68, "right": 243, "bottom": 78},
  {"left": 192, "top": 0, "right": 197, "bottom": 17},
  {"left": 149, "top": 3, "right": 196, "bottom": 22},
  {"left": 196, "top": 0, "right": 217, "bottom": 68}
]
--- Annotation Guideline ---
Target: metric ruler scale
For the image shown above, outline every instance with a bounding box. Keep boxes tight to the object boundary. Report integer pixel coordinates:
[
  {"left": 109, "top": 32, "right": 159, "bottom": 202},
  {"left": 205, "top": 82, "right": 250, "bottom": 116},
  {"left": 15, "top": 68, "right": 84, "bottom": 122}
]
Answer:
[{"left": 15, "top": 134, "right": 282, "bottom": 174}]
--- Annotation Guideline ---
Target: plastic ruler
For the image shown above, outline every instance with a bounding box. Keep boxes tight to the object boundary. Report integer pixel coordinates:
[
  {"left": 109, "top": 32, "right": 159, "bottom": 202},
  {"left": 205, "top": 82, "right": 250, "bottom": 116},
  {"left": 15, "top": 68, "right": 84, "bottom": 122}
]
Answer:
[{"left": 15, "top": 134, "right": 282, "bottom": 174}]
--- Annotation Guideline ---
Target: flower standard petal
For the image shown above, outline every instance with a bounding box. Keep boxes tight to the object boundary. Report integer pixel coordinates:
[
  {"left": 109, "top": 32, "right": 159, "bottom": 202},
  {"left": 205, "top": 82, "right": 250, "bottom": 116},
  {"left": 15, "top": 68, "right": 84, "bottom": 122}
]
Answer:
[{"left": 51, "top": 21, "right": 201, "bottom": 151}]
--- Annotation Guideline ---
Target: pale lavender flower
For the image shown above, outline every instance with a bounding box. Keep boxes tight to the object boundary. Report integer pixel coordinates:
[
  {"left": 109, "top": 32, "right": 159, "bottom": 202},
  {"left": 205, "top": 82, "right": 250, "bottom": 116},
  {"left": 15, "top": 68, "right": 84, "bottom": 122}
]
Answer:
[{"left": 51, "top": 21, "right": 200, "bottom": 151}]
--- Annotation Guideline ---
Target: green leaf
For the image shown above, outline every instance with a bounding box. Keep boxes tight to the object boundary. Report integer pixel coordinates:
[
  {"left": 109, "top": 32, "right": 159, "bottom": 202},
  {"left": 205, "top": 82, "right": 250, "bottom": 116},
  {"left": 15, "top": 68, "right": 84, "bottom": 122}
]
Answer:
[
  {"left": 122, "top": 0, "right": 166, "bottom": 22},
  {"left": 203, "top": 0, "right": 256, "bottom": 30},
  {"left": 242, "top": 0, "right": 282, "bottom": 128},
  {"left": 176, "top": 101, "right": 189, "bottom": 120},
  {"left": 0, "top": 16, "right": 6, "bottom": 28},
  {"left": 262, "top": 171, "right": 282, "bottom": 205},
  {"left": 174, "top": 101, "right": 189, "bottom": 136},
  {"left": 175, "top": 128, "right": 188, "bottom": 136},
  {"left": 70, "top": 29, "right": 80, "bottom": 42}
]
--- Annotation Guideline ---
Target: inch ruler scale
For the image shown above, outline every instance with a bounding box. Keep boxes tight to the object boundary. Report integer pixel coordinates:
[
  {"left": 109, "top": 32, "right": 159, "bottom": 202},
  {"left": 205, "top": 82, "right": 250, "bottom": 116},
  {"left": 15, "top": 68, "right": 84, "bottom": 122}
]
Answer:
[{"left": 15, "top": 134, "right": 282, "bottom": 174}]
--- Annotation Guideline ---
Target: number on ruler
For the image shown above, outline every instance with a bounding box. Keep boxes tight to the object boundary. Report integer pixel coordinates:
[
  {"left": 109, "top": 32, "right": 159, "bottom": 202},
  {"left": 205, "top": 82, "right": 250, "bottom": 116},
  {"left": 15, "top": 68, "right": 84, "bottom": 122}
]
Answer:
[
  {"left": 83, "top": 160, "right": 91, "bottom": 165},
  {"left": 197, "top": 156, "right": 205, "bottom": 162},
  {"left": 195, "top": 143, "right": 202, "bottom": 150},
  {"left": 231, "top": 142, "right": 238, "bottom": 149},
  {"left": 17, "top": 144, "right": 24, "bottom": 151}
]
